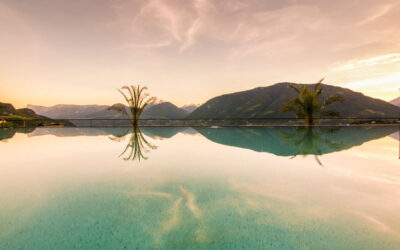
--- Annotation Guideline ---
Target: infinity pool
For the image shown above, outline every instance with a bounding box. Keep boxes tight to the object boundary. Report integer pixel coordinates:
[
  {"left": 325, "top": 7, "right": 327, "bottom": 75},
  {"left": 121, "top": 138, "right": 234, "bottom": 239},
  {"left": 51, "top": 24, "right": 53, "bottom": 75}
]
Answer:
[{"left": 0, "top": 126, "right": 399, "bottom": 249}]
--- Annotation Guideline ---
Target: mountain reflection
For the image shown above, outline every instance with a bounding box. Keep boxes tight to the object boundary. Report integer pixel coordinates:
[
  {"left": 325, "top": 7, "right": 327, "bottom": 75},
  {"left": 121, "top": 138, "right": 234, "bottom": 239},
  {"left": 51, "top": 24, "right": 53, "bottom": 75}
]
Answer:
[
  {"left": 2, "top": 126, "right": 398, "bottom": 162},
  {"left": 110, "top": 127, "right": 157, "bottom": 161},
  {"left": 0, "top": 127, "right": 35, "bottom": 142},
  {"left": 25, "top": 127, "right": 190, "bottom": 139},
  {"left": 195, "top": 126, "right": 398, "bottom": 158}
]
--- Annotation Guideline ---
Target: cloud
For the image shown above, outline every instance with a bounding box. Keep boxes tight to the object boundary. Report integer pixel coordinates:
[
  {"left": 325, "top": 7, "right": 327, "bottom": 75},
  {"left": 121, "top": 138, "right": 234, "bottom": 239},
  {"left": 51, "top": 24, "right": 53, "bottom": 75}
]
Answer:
[
  {"left": 357, "top": 3, "right": 398, "bottom": 26},
  {"left": 0, "top": 3, "right": 42, "bottom": 57},
  {"left": 178, "top": 0, "right": 210, "bottom": 53},
  {"left": 2, "top": 0, "right": 400, "bottom": 105},
  {"left": 328, "top": 53, "right": 400, "bottom": 100},
  {"left": 345, "top": 72, "right": 400, "bottom": 90},
  {"left": 108, "top": 0, "right": 400, "bottom": 62},
  {"left": 109, "top": 0, "right": 308, "bottom": 55},
  {"left": 110, "top": 0, "right": 205, "bottom": 52},
  {"left": 332, "top": 53, "right": 400, "bottom": 71}
]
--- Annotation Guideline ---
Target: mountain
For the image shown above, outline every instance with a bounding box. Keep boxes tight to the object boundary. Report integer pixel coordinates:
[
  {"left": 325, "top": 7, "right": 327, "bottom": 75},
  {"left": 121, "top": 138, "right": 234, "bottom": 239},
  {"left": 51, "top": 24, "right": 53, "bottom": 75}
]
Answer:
[
  {"left": 181, "top": 104, "right": 200, "bottom": 113},
  {"left": 188, "top": 83, "right": 400, "bottom": 119},
  {"left": 390, "top": 97, "right": 400, "bottom": 107},
  {"left": 1, "top": 102, "right": 74, "bottom": 127},
  {"left": 28, "top": 102, "right": 188, "bottom": 120},
  {"left": 75, "top": 102, "right": 188, "bottom": 120},
  {"left": 141, "top": 102, "right": 188, "bottom": 119},
  {"left": 27, "top": 104, "right": 109, "bottom": 119},
  {"left": 0, "top": 102, "right": 17, "bottom": 115},
  {"left": 79, "top": 104, "right": 126, "bottom": 119}
]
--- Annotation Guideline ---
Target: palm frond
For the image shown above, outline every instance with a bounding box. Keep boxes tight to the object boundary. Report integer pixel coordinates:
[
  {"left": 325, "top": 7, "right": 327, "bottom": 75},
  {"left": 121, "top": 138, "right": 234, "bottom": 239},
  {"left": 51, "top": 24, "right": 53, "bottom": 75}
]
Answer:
[
  {"left": 118, "top": 89, "right": 130, "bottom": 104},
  {"left": 108, "top": 103, "right": 131, "bottom": 119},
  {"left": 116, "top": 84, "right": 156, "bottom": 126},
  {"left": 280, "top": 98, "right": 301, "bottom": 113},
  {"left": 289, "top": 85, "right": 301, "bottom": 94},
  {"left": 281, "top": 77, "right": 343, "bottom": 125},
  {"left": 320, "top": 109, "right": 341, "bottom": 117},
  {"left": 323, "top": 95, "right": 344, "bottom": 106},
  {"left": 314, "top": 155, "right": 323, "bottom": 166},
  {"left": 313, "top": 78, "right": 324, "bottom": 92}
]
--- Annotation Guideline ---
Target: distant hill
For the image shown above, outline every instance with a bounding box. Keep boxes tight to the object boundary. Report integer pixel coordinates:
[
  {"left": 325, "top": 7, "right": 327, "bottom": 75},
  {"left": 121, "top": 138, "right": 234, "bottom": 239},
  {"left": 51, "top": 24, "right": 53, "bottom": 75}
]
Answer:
[
  {"left": 28, "top": 104, "right": 109, "bottom": 119},
  {"left": 86, "top": 102, "right": 188, "bottom": 119},
  {"left": 142, "top": 102, "right": 188, "bottom": 119},
  {"left": 29, "top": 102, "right": 188, "bottom": 120},
  {"left": 390, "top": 97, "right": 400, "bottom": 107},
  {"left": 188, "top": 83, "right": 400, "bottom": 119},
  {"left": 1, "top": 102, "right": 74, "bottom": 127}
]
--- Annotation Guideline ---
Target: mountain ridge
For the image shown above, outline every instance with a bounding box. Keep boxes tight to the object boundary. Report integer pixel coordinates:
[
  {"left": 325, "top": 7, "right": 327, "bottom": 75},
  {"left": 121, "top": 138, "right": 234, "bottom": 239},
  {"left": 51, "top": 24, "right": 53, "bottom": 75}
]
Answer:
[
  {"left": 390, "top": 97, "right": 400, "bottom": 107},
  {"left": 28, "top": 101, "right": 188, "bottom": 119},
  {"left": 188, "top": 83, "right": 399, "bottom": 119},
  {"left": 27, "top": 83, "right": 399, "bottom": 121},
  {"left": 1, "top": 102, "right": 74, "bottom": 127}
]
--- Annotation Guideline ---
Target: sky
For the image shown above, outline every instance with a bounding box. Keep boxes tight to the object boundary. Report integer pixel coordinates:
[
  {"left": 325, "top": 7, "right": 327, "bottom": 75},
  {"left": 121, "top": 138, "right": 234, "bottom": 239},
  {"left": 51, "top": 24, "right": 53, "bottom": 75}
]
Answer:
[{"left": 0, "top": 0, "right": 399, "bottom": 108}]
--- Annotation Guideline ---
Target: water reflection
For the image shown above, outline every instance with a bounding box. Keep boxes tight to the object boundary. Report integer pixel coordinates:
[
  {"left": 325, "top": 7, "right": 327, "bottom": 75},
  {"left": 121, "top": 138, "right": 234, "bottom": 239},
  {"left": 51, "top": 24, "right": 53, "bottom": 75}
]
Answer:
[
  {"left": 1, "top": 126, "right": 398, "bottom": 161},
  {"left": 110, "top": 126, "right": 157, "bottom": 161},
  {"left": 1, "top": 126, "right": 399, "bottom": 249},
  {"left": 24, "top": 127, "right": 189, "bottom": 139},
  {"left": 0, "top": 127, "right": 35, "bottom": 142},
  {"left": 196, "top": 126, "right": 398, "bottom": 162},
  {"left": 280, "top": 127, "right": 343, "bottom": 166},
  {"left": 140, "top": 127, "right": 191, "bottom": 139}
]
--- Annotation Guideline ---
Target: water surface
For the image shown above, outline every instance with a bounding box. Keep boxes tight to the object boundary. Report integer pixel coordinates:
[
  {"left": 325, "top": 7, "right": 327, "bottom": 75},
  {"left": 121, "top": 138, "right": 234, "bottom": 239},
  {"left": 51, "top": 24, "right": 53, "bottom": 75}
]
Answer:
[{"left": 0, "top": 126, "right": 399, "bottom": 249}]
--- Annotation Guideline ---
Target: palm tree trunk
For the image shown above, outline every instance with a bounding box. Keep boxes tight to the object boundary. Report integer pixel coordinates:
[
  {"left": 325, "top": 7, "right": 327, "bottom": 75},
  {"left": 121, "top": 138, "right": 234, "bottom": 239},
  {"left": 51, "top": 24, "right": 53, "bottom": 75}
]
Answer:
[
  {"left": 133, "top": 119, "right": 138, "bottom": 127},
  {"left": 306, "top": 116, "right": 314, "bottom": 126}
]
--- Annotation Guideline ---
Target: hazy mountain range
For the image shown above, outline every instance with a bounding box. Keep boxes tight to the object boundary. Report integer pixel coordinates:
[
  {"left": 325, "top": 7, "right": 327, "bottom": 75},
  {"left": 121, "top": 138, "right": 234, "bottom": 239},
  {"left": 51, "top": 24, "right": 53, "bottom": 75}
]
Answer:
[
  {"left": 180, "top": 104, "right": 200, "bottom": 113},
  {"left": 0, "top": 102, "right": 74, "bottom": 127},
  {"left": 28, "top": 102, "right": 190, "bottom": 120},
  {"left": 27, "top": 83, "right": 399, "bottom": 121},
  {"left": 390, "top": 97, "right": 400, "bottom": 107}
]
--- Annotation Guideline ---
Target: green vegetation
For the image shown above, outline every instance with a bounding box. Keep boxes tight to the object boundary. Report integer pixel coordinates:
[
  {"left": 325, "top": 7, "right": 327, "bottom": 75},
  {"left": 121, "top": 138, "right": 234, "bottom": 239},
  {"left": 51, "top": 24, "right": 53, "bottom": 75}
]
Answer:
[
  {"left": 280, "top": 79, "right": 344, "bottom": 125},
  {"left": 0, "top": 119, "right": 14, "bottom": 128},
  {"left": 0, "top": 127, "right": 35, "bottom": 141},
  {"left": 109, "top": 85, "right": 156, "bottom": 127},
  {"left": 0, "top": 102, "right": 74, "bottom": 127}
]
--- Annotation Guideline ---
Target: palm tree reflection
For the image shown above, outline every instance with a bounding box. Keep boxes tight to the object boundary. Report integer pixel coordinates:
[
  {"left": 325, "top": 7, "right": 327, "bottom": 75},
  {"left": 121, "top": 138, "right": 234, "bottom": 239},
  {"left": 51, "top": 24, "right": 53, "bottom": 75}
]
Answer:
[
  {"left": 110, "top": 126, "right": 157, "bottom": 161},
  {"left": 280, "top": 127, "right": 343, "bottom": 166}
]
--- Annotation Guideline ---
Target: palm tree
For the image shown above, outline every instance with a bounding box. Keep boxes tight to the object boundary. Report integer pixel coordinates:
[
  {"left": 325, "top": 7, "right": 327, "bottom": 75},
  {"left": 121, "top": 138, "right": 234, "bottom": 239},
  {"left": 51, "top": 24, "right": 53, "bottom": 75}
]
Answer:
[
  {"left": 109, "top": 85, "right": 156, "bottom": 127},
  {"left": 280, "top": 79, "right": 344, "bottom": 125}
]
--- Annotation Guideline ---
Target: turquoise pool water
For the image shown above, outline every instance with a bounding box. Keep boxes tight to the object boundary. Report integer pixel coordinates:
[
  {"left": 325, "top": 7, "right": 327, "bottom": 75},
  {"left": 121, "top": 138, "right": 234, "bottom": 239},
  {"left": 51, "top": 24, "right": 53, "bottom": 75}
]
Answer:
[{"left": 0, "top": 127, "right": 399, "bottom": 249}]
